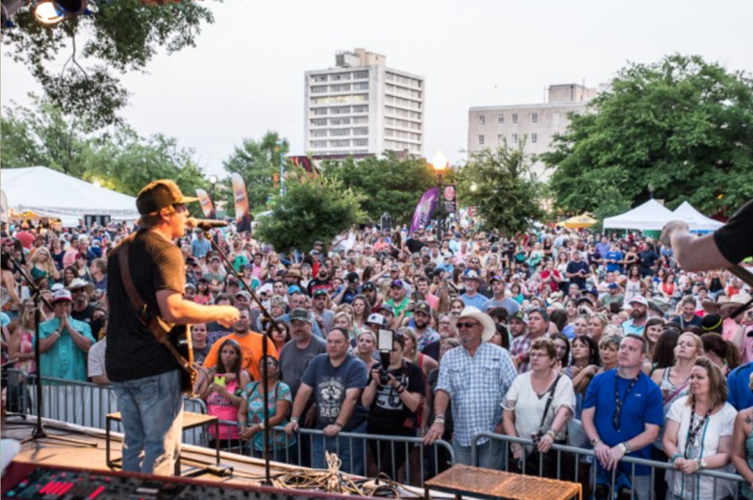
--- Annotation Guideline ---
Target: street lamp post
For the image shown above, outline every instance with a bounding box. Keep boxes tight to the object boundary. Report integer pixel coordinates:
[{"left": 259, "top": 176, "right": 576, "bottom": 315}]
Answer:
[
  {"left": 431, "top": 151, "right": 449, "bottom": 243},
  {"left": 648, "top": 183, "right": 655, "bottom": 200},
  {"left": 209, "top": 174, "right": 218, "bottom": 218}
]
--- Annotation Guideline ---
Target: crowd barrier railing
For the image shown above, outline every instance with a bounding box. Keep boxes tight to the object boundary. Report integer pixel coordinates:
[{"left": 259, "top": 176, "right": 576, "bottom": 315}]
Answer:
[
  {"left": 212, "top": 419, "right": 454, "bottom": 486},
  {"left": 2, "top": 369, "right": 210, "bottom": 446},
  {"left": 470, "top": 432, "right": 747, "bottom": 500}
]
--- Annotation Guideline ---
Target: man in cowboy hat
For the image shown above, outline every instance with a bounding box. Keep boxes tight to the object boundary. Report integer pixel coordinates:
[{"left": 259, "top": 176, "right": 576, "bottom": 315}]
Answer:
[
  {"left": 424, "top": 306, "right": 516, "bottom": 469},
  {"left": 68, "top": 278, "right": 96, "bottom": 326}
]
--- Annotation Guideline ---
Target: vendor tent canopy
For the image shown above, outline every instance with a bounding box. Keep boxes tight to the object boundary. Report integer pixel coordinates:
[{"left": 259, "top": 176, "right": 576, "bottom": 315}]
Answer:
[
  {"left": 672, "top": 201, "right": 724, "bottom": 231},
  {"left": 1, "top": 166, "right": 140, "bottom": 227},
  {"left": 563, "top": 214, "right": 597, "bottom": 229},
  {"left": 603, "top": 199, "right": 675, "bottom": 231}
]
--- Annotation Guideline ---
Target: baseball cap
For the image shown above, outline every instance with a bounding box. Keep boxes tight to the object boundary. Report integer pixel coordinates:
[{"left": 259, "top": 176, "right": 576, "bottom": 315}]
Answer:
[
  {"left": 184, "top": 283, "right": 197, "bottom": 291},
  {"left": 629, "top": 296, "right": 649, "bottom": 307},
  {"left": 511, "top": 310, "right": 529, "bottom": 324},
  {"left": 608, "top": 283, "right": 619, "bottom": 290},
  {"left": 361, "top": 282, "right": 376, "bottom": 292},
  {"left": 52, "top": 289, "right": 73, "bottom": 304},
  {"left": 366, "top": 313, "right": 387, "bottom": 327},
  {"left": 390, "top": 280, "right": 404, "bottom": 289},
  {"left": 288, "top": 285, "right": 302, "bottom": 294},
  {"left": 313, "top": 289, "right": 329, "bottom": 297},
  {"left": 346, "top": 272, "right": 360, "bottom": 284},
  {"left": 464, "top": 271, "right": 482, "bottom": 282},
  {"left": 490, "top": 275, "right": 504, "bottom": 283},
  {"left": 235, "top": 290, "right": 251, "bottom": 300},
  {"left": 290, "top": 309, "right": 309, "bottom": 323},
  {"left": 136, "top": 180, "right": 198, "bottom": 222},
  {"left": 415, "top": 302, "right": 432, "bottom": 315}
]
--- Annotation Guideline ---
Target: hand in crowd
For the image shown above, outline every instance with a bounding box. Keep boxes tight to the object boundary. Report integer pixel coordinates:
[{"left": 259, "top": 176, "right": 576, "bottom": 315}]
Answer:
[
  {"left": 322, "top": 424, "right": 341, "bottom": 437},
  {"left": 284, "top": 420, "right": 299, "bottom": 436},
  {"left": 536, "top": 433, "right": 555, "bottom": 453},
  {"left": 673, "top": 457, "right": 700, "bottom": 475},
  {"left": 423, "top": 421, "right": 444, "bottom": 446}
]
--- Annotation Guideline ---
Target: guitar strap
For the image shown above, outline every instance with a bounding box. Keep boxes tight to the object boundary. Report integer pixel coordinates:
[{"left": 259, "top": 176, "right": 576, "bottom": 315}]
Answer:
[{"left": 117, "top": 236, "right": 195, "bottom": 380}]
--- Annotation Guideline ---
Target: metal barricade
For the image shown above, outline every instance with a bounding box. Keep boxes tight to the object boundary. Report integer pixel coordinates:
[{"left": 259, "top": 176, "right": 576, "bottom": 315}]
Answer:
[
  {"left": 470, "top": 432, "right": 747, "bottom": 500},
  {"left": 5, "top": 369, "right": 209, "bottom": 447}
]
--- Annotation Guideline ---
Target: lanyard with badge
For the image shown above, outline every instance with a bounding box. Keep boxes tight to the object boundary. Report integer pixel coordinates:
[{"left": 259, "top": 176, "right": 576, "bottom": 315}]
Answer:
[{"left": 613, "top": 375, "right": 639, "bottom": 431}]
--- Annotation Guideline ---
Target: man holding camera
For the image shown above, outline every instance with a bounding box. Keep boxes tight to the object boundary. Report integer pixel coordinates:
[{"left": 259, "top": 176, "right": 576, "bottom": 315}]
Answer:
[{"left": 361, "top": 330, "right": 425, "bottom": 478}]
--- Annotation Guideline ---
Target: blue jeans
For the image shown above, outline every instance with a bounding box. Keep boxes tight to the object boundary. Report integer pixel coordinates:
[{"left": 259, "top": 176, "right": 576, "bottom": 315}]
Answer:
[
  {"left": 113, "top": 370, "right": 184, "bottom": 475},
  {"left": 312, "top": 421, "right": 367, "bottom": 476},
  {"left": 453, "top": 437, "right": 504, "bottom": 470}
]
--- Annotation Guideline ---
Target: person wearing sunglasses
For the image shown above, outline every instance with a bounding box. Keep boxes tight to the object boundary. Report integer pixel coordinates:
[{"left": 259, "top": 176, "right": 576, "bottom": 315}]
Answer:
[{"left": 423, "top": 306, "right": 516, "bottom": 469}]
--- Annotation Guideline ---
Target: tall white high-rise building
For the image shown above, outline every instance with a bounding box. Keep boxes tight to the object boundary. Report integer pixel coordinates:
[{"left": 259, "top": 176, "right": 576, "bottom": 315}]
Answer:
[{"left": 304, "top": 48, "right": 425, "bottom": 158}]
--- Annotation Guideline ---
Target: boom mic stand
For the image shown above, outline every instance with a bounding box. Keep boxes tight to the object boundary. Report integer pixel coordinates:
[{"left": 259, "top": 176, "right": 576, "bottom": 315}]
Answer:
[
  {"left": 1, "top": 249, "right": 96, "bottom": 447},
  {"left": 198, "top": 228, "right": 280, "bottom": 486}
]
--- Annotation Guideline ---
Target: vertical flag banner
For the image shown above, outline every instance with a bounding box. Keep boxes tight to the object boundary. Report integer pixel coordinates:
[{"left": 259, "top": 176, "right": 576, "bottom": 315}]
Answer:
[
  {"left": 195, "top": 188, "right": 216, "bottom": 219},
  {"left": 409, "top": 188, "right": 439, "bottom": 234},
  {"left": 231, "top": 173, "right": 252, "bottom": 233}
]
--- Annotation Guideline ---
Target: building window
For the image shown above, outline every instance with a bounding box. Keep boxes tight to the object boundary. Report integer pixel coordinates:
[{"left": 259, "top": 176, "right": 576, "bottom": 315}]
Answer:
[
  {"left": 331, "top": 129, "right": 350, "bottom": 136},
  {"left": 354, "top": 139, "right": 368, "bottom": 146},
  {"left": 353, "top": 71, "right": 369, "bottom": 79},
  {"left": 479, "top": 115, "right": 485, "bottom": 125},
  {"left": 532, "top": 133, "right": 538, "bottom": 143},
  {"left": 311, "top": 140, "right": 327, "bottom": 148},
  {"left": 512, "top": 133, "right": 518, "bottom": 143},
  {"left": 479, "top": 135, "right": 485, "bottom": 145},
  {"left": 353, "top": 106, "right": 368, "bottom": 113},
  {"left": 498, "top": 115, "right": 504, "bottom": 124},
  {"left": 498, "top": 134, "right": 504, "bottom": 143},
  {"left": 353, "top": 128, "right": 368, "bottom": 135},
  {"left": 512, "top": 114, "right": 518, "bottom": 124},
  {"left": 532, "top": 113, "right": 538, "bottom": 123},
  {"left": 311, "top": 119, "right": 327, "bottom": 126},
  {"left": 312, "top": 108, "right": 328, "bottom": 116}
]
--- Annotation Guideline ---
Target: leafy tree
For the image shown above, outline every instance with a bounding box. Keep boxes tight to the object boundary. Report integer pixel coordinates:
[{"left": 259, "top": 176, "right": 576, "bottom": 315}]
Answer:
[
  {"left": 254, "top": 170, "right": 366, "bottom": 254},
  {"left": 222, "top": 132, "right": 289, "bottom": 214},
  {"left": 2, "top": 0, "right": 215, "bottom": 128},
  {"left": 1, "top": 94, "right": 92, "bottom": 177},
  {"left": 325, "top": 152, "right": 441, "bottom": 224},
  {"left": 1, "top": 97, "right": 210, "bottom": 212},
  {"left": 457, "top": 138, "right": 544, "bottom": 235},
  {"left": 542, "top": 54, "right": 753, "bottom": 216}
]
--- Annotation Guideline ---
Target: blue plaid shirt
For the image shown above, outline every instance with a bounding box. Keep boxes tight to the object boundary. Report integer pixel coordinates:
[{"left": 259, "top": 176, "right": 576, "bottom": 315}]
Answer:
[{"left": 436, "top": 342, "right": 517, "bottom": 446}]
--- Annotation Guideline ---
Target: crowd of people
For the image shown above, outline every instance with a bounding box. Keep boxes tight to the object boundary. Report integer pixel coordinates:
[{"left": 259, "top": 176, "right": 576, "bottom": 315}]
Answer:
[{"left": 1, "top": 195, "right": 753, "bottom": 499}]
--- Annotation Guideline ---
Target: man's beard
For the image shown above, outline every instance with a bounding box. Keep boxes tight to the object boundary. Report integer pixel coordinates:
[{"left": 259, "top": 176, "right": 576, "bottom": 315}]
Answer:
[
  {"left": 414, "top": 319, "right": 428, "bottom": 330},
  {"left": 630, "top": 309, "right": 646, "bottom": 320}
]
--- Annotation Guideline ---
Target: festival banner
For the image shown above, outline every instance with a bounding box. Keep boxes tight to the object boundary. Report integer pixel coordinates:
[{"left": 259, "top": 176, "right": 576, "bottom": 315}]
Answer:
[
  {"left": 409, "top": 187, "right": 439, "bottom": 235},
  {"left": 230, "top": 173, "right": 252, "bottom": 233},
  {"left": 195, "top": 188, "right": 216, "bottom": 219}
]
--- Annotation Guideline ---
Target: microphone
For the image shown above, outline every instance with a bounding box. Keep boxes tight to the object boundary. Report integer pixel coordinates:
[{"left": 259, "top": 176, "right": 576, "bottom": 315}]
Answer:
[{"left": 186, "top": 218, "right": 228, "bottom": 231}]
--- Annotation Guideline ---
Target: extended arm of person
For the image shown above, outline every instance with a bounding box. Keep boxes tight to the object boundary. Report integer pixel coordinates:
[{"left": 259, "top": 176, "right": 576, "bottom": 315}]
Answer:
[
  {"left": 731, "top": 412, "right": 753, "bottom": 484},
  {"left": 285, "top": 383, "right": 314, "bottom": 435},
  {"left": 157, "top": 290, "right": 240, "bottom": 327},
  {"left": 423, "top": 389, "right": 450, "bottom": 445},
  {"left": 661, "top": 221, "right": 732, "bottom": 272}
]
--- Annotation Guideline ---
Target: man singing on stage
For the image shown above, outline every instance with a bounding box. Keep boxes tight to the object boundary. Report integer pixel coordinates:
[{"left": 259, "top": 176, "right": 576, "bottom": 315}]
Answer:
[{"left": 106, "top": 180, "right": 240, "bottom": 476}]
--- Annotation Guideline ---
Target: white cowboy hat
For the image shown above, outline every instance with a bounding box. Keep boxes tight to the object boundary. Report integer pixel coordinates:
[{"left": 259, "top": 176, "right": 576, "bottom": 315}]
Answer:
[{"left": 454, "top": 306, "right": 496, "bottom": 342}]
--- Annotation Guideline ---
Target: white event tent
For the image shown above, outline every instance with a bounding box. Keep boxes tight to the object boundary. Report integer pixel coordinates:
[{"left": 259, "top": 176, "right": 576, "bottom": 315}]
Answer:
[
  {"left": 671, "top": 201, "right": 724, "bottom": 231},
  {"left": 603, "top": 199, "right": 675, "bottom": 231},
  {"left": 1, "top": 166, "right": 140, "bottom": 227}
]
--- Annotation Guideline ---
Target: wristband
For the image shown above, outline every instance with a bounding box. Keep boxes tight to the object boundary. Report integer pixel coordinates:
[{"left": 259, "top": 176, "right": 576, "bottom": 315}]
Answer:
[
  {"left": 546, "top": 429, "right": 557, "bottom": 439},
  {"left": 397, "top": 385, "right": 406, "bottom": 394},
  {"left": 291, "top": 416, "right": 300, "bottom": 423},
  {"left": 671, "top": 453, "right": 682, "bottom": 463},
  {"left": 333, "top": 422, "right": 343, "bottom": 429},
  {"left": 258, "top": 421, "right": 265, "bottom": 430}
]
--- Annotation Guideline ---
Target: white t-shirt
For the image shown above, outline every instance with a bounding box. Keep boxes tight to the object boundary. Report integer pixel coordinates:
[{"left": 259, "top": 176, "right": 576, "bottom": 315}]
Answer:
[
  {"left": 502, "top": 372, "right": 576, "bottom": 449},
  {"left": 624, "top": 279, "right": 642, "bottom": 301},
  {"left": 87, "top": 338, "right": 107, "bottom": 379},
  {"left": 665, "top": 396, "right": 737, "bottom": 500}
]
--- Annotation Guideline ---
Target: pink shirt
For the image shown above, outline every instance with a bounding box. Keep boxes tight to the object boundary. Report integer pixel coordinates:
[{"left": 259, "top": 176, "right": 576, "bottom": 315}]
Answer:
[{"left": 206, "top": 378, "right": 240, "bottom": 440}]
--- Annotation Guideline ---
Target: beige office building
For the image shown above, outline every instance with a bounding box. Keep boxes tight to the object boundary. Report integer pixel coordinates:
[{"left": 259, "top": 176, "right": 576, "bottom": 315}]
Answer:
[
  {"left": 304, "top": 49, "right": 425, "bottom": 158},
  {"left": 468, "top": 83, "right": 605, "bottom": 178}
]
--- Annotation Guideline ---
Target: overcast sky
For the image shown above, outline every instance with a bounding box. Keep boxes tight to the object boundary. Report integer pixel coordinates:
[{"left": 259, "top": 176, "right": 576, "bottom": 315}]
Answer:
[{"left": 2, "top": 0, "right": 752, "bottom": 178}]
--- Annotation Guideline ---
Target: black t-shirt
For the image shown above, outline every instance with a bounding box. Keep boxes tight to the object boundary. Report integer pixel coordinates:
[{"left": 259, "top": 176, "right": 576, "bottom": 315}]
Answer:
[
  {"left": 406, "top": 238, "right": 424, "bottom": 255},
  {"left": 639, "top": 249, "right": 660, "bottom": 269},
  {"left": 367, "top": 361, "right": 425, "bottom": 432},
  {"left": 421, "top": 340, "right": 440, "bottom": 363},
  {"left": 714, "top": 199, "right": 753, "bottom": 264},
  {"left": 106, "top": 231, "right": 184, "bottom": 382},
  {"left": 71, "top": 304, "right": 96, "bottom": 325},
  {"left": 307, "top": 278, "right": 332, "bottom": 297},
  {"left": 566, "top": 261, "right": 589, "bottom": 289}
]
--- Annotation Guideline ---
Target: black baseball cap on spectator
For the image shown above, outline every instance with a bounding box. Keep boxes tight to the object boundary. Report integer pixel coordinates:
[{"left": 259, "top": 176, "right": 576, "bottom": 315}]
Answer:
[
  {"left": 313, "top": 289, "right": 329, "bottom": 297},
  {"left": 490, "top": 275, "right": 504, "bottom": 283},
  {"left": 361, "top": 282, "right": 376, "bottom": 292},
  {"left": 346, "top": 272, "right": 360, "bottom": 283}
]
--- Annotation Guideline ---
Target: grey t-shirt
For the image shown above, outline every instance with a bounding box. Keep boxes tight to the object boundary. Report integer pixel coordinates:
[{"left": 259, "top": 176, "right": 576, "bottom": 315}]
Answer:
[
  {"left": 279, "top": 335, "right": 327, "bottom": 398},
  {"left": 481, "top": 297, "right": 520, "bottom": 316}
]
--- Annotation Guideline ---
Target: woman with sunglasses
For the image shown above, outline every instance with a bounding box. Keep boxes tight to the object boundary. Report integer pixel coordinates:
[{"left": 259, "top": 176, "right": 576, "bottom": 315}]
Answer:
[{"left": 238, "top": 355, "right": 296, "bottom": 462}]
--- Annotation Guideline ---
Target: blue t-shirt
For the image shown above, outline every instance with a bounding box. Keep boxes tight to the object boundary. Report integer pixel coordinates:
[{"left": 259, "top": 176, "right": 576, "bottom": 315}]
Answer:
[
  {"left": 301, "top": 354, "right": 368, "bottom": 431},
  {"left": 605, "top": 251, "right": 624, "bottom": 273},
  {"left": 727, "top": 362, "right": 753, "bottom": 411},
  {"left": 566, "top": 261, "right": 589, "bottom": 289},
  {"left": 583, "top": 369, "right": 663, "bottom": 475},
  {"left": 460, "top": 293, "right": 487, "bottom": 309}
]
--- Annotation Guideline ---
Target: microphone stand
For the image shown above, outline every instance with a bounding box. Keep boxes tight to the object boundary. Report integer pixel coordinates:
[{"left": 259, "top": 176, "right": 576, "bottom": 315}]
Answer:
[
  {"left": 1, "top": 249, "right": 96, "bottom": 447},
  {"left": 199, "top": 227, "right": 278, "bottom": 486}
]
